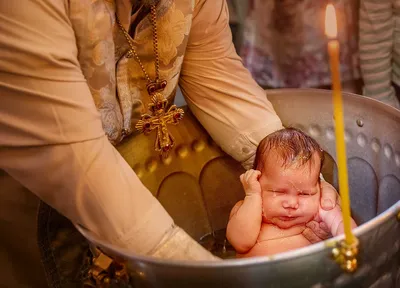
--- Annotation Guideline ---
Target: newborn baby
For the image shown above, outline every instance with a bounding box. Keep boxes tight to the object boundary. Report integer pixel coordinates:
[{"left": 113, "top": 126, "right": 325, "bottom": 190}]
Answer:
[{"left": 226, "top": 128, "right": 357, "bottom": 258}]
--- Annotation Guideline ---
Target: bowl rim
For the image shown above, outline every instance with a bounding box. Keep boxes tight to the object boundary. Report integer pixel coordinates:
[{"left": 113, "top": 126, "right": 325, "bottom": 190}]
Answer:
[
  {"left": 76, "top": 201, "right": 399, "bottom": 269},
  {"left": 76, "top": 88, "right": 400, "bottom": 269}
]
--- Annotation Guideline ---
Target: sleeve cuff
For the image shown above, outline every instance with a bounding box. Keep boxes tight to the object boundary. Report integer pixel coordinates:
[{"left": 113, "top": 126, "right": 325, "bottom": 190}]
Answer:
[{"left": 225, "top": 120, "right": 283, "bottom": 169}]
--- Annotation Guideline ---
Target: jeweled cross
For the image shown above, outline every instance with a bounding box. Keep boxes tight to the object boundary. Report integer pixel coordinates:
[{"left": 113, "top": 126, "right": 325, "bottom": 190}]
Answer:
[{"left": 136, "top": 91, "right": 184, "bottom": 157}]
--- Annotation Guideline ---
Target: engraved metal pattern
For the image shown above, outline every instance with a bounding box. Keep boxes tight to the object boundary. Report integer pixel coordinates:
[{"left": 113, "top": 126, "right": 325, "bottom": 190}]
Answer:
[{"left": 77, "top": 90, "right": 400, "bottom": 288}]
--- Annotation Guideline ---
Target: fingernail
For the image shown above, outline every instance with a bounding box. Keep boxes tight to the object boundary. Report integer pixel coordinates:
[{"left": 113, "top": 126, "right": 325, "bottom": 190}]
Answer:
[
  {"left": 309, "top": 222, "right": 317, "bottom": 230},
  {"left": 323, "top": 199, "right": 334, "bottom": 209},
  {"left": 320, "top": 222, "right": 328, "bottom": 230}
]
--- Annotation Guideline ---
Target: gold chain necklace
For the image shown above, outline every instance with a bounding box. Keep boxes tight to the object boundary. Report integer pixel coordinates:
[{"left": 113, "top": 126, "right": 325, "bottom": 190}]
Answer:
[{"left": 116, "top": 5, "right": 184, "bottom": 157}]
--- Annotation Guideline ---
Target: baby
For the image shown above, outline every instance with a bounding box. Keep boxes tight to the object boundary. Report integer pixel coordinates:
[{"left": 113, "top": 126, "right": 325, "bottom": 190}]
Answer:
[{"left": 226, "top": 128, "right": 357, "bottom": 257}]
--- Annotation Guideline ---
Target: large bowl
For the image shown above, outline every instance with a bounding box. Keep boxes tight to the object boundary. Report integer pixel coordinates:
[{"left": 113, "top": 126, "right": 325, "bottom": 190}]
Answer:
[{"left": 77, "top": 89, "right": 400, "bottom": 288}]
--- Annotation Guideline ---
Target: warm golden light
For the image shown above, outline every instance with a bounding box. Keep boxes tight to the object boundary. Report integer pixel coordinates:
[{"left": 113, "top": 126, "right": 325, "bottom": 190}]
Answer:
[
  {"left": 325, "top": 4, "right": 337, "bottom": 38},
  {"left": 325, "top": 2, "right": 356, "bottom": 248}
]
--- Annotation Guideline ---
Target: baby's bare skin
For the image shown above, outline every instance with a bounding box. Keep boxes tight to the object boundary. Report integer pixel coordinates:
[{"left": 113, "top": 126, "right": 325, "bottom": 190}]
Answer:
[
  {"left": 226, "top": 152, "right": 357, "bottom": 258},
  {"left": 237, "top": 223, "right": 310, "bottom": 258}
]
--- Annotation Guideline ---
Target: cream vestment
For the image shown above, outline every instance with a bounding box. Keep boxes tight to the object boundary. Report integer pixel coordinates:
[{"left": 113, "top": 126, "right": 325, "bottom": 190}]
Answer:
[{"left": 0, "top": 0, "right": 282, "bottom": 286}]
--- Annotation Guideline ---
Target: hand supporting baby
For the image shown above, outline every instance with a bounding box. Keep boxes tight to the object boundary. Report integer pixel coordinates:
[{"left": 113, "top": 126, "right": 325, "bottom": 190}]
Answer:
[
  {"left": 228, "top": 169, "right": 356, "bottom": 256},
  {"left": 227, "top": 128, "right": 356, "bottom": 257},
  {"left": 316, "top": 197, "right": 357, "bottom": 237},
  {"left": 304, "top": 181, "right": 342, "bottom": 243}
]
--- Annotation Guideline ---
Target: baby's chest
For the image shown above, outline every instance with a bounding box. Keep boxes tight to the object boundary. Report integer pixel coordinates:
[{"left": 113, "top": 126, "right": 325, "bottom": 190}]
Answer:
[
  {"left": 257, "top": 224, "right": 306, "bottom": 242},
  {"left": 250, "top": 228, "right": 311, "bottom": 257}
]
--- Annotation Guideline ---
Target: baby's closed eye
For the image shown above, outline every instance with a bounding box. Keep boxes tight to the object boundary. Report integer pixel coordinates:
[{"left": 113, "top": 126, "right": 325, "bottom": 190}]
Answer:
[
  {"left": 298, "top": 192, "right": 312, "bottom": 197},
  {"left": 266, "top": 189, "right": 286, "bottom": 194},
  {"left": 298, "top": 188, "right": 319, "bottom": 197}
]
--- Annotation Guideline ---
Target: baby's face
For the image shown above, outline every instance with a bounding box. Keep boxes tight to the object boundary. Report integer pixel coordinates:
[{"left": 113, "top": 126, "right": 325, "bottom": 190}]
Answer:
[{"left": 259, "top": 152, "right": 321, "bottom": 229}]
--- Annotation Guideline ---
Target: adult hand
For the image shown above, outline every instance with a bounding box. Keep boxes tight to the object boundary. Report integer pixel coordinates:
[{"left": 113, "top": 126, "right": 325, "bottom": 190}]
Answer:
[{"left": 302, "top": 180, "right": 339, "bottom": 243}]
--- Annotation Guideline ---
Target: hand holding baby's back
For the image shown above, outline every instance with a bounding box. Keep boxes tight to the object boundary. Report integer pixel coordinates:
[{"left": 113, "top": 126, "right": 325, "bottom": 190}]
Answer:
[{"left": 317, "top": 201, "right": 357, "bottom": 237}]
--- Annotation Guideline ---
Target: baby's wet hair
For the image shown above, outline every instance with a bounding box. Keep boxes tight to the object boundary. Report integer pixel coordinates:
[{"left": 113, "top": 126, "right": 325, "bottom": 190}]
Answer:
[{"left": 254, "top": 127, "right": 324, "bottom": 171}]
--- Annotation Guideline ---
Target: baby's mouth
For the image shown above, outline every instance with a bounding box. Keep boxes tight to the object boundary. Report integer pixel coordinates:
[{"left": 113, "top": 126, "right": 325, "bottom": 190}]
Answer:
[{"left": 278, "top": 216, "right": 298, "bottom": 221}]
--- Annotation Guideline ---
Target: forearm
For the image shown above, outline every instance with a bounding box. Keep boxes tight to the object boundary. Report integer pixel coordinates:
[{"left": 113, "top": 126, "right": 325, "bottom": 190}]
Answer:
[
  {"left": 180, "top": 0, "right": 282, "bottom": 170},
  {"left": 0, "top": 136, "right": 217, "bottom": 260},
  {"left": 226, "top": 194, "right": 262, "bottom": 252},
  {"left": 0, "top": 136, "right": 171, "bottom": 253}
]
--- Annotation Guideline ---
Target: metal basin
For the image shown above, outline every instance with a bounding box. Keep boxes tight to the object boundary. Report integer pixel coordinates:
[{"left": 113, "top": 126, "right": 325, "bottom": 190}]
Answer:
[{"left": 77, "top": 89, "right": 400, "bottom": 288}]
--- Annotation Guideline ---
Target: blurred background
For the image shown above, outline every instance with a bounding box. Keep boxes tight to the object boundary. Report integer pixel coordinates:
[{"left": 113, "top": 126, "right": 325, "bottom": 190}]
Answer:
[{"left": 176, "top": 0, "right": 361, "bottom": 106}]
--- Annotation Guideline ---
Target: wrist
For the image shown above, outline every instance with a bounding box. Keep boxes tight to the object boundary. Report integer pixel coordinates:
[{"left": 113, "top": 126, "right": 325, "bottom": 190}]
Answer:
[{"left": 244, "top": 192, "right": 262, "bottom": 201}]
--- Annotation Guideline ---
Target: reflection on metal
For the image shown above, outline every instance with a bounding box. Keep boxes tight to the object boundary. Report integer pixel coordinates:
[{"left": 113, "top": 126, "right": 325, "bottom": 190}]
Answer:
[
  {"left": 332, "top": 238, "right": 359, "bottom": 273},
  {"left": 78, "top": 89, "right": 400, "bottom": 288},
  {"left": 117, "top": 107, "right": 246, "bottom": 238},
  {"left": 199, "top": 229, "right": 236, "bottom": 259},
  {"left": 85, "top": 247, "right": 129, "bottom": 287}
]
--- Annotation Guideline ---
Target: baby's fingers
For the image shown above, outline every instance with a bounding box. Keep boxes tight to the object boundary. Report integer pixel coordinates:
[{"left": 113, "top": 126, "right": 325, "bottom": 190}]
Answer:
[
  {"left": 245, "top": 169, "right": 261, "bottom": 183},
  {"left": 243, "top": 170, "right": 253, "bottom": 183},
  {"left": 239, "top": 173, "right": 245, "bottom": 185}
]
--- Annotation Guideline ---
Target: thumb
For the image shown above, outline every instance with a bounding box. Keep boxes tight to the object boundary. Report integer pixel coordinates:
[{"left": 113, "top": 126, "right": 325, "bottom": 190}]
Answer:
[{"left": 318, "top": 205, "right": 343, "bottom": 236}]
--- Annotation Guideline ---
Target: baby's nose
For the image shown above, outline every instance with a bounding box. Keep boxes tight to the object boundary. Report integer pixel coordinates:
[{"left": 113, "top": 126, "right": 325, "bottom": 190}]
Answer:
[{"left": 282, "top": 196, "right": 299, "bottom": 209}]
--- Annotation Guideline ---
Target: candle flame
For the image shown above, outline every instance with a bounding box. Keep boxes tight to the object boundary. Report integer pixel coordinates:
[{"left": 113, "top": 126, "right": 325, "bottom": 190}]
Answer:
[{"left": 325, "top": 4, "right": 337, "bottom": 38}]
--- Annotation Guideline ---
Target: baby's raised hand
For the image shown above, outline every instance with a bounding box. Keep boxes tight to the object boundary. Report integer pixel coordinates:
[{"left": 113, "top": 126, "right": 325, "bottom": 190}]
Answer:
[{"left": 240, "top": 169, "right": 262, "bottom": 196}]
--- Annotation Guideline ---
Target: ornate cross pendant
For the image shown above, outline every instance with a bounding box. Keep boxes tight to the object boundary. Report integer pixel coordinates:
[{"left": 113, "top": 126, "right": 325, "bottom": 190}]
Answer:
[{"left": 135, "top": 80, "right": 184, "bottom": 157}]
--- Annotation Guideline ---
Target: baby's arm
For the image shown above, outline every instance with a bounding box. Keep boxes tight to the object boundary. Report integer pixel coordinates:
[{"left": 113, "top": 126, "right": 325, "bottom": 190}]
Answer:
[
  {"left": 318, "top": 204, "right": 357, "bottom": 237},
  {"left": 226, "top": 170, "right": 263, "bottom": 253}
]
